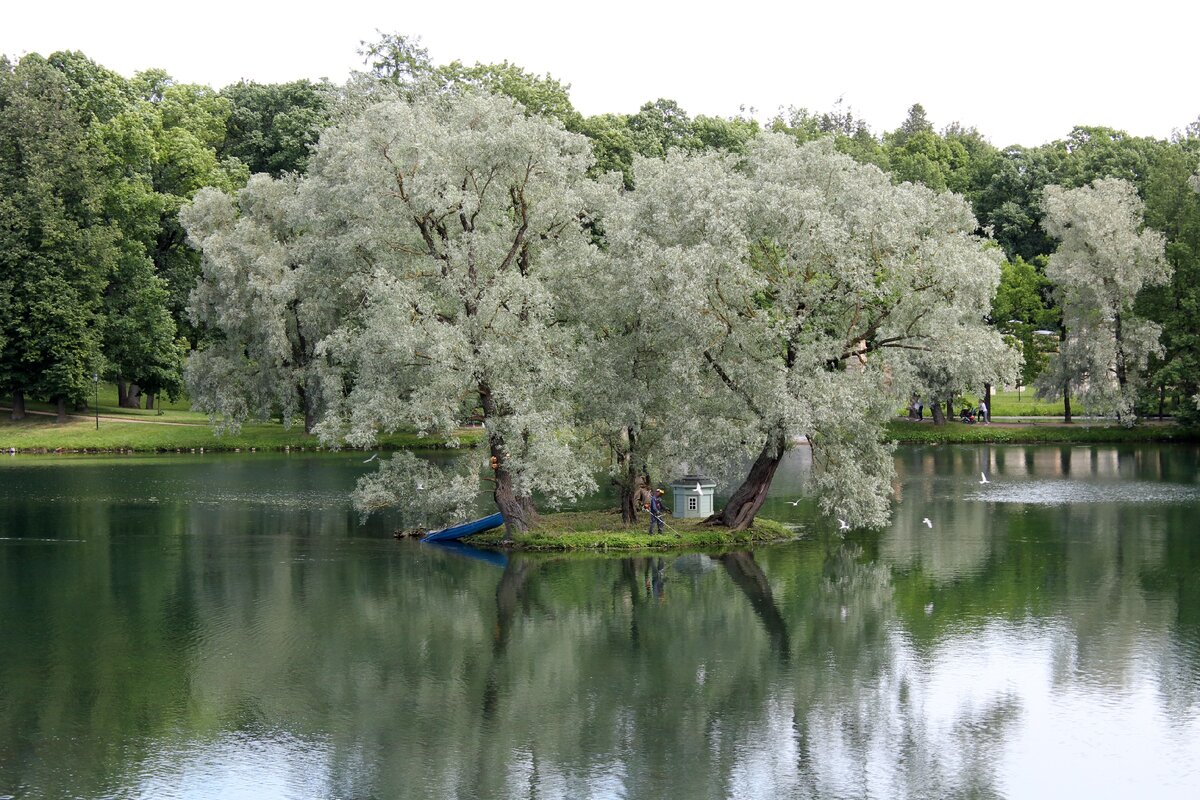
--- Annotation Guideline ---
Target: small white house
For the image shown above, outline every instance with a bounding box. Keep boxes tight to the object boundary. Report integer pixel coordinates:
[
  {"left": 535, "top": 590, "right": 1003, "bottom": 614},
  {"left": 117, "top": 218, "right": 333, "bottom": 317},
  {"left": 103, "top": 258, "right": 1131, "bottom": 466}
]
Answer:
[{"left": 670, "top": 475, "right": 716, "bottom": 519}]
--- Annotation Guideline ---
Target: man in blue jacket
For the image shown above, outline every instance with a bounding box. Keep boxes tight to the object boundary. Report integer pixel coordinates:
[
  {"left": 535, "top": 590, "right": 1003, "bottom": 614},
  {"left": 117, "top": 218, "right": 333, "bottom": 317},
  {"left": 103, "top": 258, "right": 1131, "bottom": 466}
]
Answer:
[{"left": 646, "top": 488, "right": 669, "bottom": 534}]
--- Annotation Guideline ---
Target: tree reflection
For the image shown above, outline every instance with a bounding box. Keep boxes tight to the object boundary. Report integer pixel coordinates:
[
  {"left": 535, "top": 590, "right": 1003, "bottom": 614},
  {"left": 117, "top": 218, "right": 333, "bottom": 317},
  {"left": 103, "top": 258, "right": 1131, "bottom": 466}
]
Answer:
[{"left": 3, "top": 447, "right": 1200, "bottom": 798}]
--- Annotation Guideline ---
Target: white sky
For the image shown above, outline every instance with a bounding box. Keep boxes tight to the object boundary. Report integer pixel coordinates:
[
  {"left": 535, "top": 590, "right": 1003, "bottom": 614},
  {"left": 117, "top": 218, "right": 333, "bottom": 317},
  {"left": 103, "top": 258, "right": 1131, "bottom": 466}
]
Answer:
[{"left": 4, "top": 0, "right": 1197, "bottom": 148}]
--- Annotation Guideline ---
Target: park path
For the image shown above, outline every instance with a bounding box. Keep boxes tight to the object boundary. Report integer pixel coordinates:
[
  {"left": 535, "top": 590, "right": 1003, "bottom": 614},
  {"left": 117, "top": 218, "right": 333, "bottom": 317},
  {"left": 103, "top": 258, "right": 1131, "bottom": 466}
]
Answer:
[{"left": 0, "top": 406, "right": 206, "bottom": 426}]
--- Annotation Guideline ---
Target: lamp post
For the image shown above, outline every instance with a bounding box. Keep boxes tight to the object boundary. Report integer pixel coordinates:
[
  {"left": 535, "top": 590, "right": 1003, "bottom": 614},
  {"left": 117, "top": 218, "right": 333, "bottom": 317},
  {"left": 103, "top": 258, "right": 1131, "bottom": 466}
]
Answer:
[{"left": 93, "top": 373, "right": 99, "bottom": 430}]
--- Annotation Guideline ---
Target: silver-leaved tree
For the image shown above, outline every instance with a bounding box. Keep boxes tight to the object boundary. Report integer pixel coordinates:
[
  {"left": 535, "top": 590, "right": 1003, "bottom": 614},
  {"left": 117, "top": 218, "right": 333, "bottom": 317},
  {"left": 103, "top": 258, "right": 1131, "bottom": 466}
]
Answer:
[
  {"left": 302, "top": 92, "right": 607, "bottom": 535},
  {"left": 1035, "top": 178, "right": 1170, "bottom": 425},
  {"left": 614, "top": 135, "right": 1016, "bottom": 529},
  {"left": 183, "top": 93, "right": 1020, "bottom": 535},
  {"left": 183, "top": 174, "right": 329, "bottom": 434}
]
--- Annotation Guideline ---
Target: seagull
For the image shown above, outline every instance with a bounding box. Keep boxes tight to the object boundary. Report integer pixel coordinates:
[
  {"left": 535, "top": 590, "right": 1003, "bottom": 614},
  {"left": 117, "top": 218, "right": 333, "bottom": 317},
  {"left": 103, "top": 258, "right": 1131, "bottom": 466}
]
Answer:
[
  {"left": 787, "top": 498, "right": 802, "bottom": 506},
  {"left": 979, "top": 472, "right": 989, "bottom": 484},
  {"left": 415, "top": 480, "right": 425, "bottom": 491},
  {"left": 363, "top": 453, "right": 378, "bottom": 463},
  {"left": 922, "top": 518, "right": 933, "bottom": 528},
  {"left": 838, "top": 519, "right": 850, "bottom": 530},
  {"left": 693, "top": 482, "right": 704, "bottom": 494}
]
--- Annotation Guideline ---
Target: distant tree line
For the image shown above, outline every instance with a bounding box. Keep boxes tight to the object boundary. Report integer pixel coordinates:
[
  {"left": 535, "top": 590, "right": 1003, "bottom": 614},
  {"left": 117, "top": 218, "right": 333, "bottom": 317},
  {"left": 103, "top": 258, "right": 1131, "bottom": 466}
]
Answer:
[{"left": 1, "top": 50, "right": 332, "bottom": 418}]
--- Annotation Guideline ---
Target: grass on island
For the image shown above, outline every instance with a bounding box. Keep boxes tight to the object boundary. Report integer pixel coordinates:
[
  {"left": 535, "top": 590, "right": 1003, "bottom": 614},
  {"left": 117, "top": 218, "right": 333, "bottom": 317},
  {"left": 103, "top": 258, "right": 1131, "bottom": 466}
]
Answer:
[{"left": 468, "top": 510, "right": 795, "bottom": 551}]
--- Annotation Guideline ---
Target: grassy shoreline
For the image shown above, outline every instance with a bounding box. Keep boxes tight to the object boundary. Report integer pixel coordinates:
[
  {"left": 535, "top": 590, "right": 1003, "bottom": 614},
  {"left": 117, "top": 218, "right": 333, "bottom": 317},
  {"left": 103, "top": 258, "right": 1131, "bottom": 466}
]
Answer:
[
  {"left": 466, "top": 511, "right": 795, "bottom": 552},
  {"left": 0, "top": 411, "right": 482, "bottom": 452},
  {"left": 4, "top": 410, "right": 1195, "bottom": 454},
  {"left": 886, "top": 418, "right": 1200, "bottom": 444}
]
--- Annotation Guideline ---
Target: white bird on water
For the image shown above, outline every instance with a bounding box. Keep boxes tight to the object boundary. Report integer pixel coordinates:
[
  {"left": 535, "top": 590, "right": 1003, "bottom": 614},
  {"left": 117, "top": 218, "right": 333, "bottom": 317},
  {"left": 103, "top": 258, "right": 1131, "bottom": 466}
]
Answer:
[
  {"left": 363, "top": 453, "right": 378, "bottom": 463},
  {"left": 838, "top": 519, "right": 850, "bottom": 531},
  {"left": 979, "top": 472, "right": 990, "bottom": 484},
  {"left": 922, "top": 518, "right": 933, "bottom": 528}
]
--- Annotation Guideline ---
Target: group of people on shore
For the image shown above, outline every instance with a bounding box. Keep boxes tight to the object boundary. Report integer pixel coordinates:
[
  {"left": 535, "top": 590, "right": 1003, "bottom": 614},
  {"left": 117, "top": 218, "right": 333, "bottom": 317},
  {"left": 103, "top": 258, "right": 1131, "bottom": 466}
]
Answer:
[{"left": 907, "top": 396, "right": 990, "bottom": 424}]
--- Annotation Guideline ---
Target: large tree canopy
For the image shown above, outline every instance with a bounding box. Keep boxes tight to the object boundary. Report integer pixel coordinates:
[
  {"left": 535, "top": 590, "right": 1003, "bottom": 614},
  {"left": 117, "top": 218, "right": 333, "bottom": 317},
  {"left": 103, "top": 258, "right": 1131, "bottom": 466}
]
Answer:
[
  {"left": 221, "top": 92, "right": 608, "bottom": 535},
  {"left": 0, "top": 54, "right": 113, "bottom": 418},
  {"left": 613, "top": 134, "right": 1016, "bottom": 529}
]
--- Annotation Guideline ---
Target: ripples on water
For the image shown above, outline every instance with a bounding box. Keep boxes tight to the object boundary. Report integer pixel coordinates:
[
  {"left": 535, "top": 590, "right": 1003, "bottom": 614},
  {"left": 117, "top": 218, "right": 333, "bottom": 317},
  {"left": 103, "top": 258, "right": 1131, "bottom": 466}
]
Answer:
[
  {"left": 3, "top": 447, "right": 1200, "bottom": 799},
  {"left": 132, "top": 728, "right": 333, "bottom": 800},
  {"left": 974, "top": 480, "right": 1200, "bottom": 505}
]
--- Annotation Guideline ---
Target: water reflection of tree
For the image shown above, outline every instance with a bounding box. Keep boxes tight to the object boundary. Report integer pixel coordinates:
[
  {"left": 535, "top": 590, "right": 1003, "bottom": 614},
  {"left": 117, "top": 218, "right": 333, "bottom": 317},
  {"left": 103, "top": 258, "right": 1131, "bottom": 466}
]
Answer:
[{"left": 6, "top": 447, "right": 1200, "bottom": 798}]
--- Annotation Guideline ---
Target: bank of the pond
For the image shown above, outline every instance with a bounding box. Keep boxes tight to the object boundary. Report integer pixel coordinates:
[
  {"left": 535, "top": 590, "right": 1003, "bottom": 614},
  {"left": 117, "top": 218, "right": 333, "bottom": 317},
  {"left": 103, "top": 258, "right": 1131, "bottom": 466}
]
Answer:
[
  {"left": 8, "top": 407, "right": 1194, "bottom": 454},
  {"left": 887, "top": 418, "right": 1200, "bottom": 444},
  {"left": 466, "top": 511, "right": 795, "bottom": 551},
  {"left": 0, "top": 412, "right": 483, "bottom": 452}
]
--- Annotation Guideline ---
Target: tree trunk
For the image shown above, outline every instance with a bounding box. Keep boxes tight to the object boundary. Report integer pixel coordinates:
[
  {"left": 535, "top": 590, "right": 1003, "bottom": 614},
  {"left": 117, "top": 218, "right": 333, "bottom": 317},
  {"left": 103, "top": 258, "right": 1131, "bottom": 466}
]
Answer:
[
  {"left": 706, "top": 430, "right": 787, "bottom": 531},
  {"left": 55, "top": 397, "right": 67, "bottom": 423},
  {"left": 983, "top": 382, "right": 992, "bottom": 422},
  {"left": 298, "top": 383, "right": 318, "bottom": 433},
  {"left": 117, "top": 380, "right": 127, "bottom": 407},
  {"left": 1158, "top": 385, "right": 1166, "bottom": 420},
  {"left": 945, "top": 399, "right": 954, "bottom": 422},
  {"left": 491, "top": 459, "right": 538, "bottom": 538},
  {"left": 931, "top": 399, "right": 946, "bottom": 425},
  {"left": 616, "top": 425, "right": 644, "bottom": 525},
  {"left": 619, "top": 481, "right": 638, "bottom": 524},
  {"left": 10, "top": 389, "right": 25, "bottom": 421},
  {"left": 119, "top": 381, "right": 142, "bottom": 409},
  {"left": 145, "top": 393, "right": 155, "bottom": 411},
  {"left": 1059, "top": 327, "right": 1072, "bottom": 423},
  {"left": 480, "top": 380, "right": 537, "bottom": 537}
]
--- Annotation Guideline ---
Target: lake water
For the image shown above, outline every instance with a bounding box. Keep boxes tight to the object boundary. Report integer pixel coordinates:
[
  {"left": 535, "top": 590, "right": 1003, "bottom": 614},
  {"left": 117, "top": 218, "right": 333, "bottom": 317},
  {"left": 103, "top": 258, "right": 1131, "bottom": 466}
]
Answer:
[{"left": 2, "top": 445, "right": 1199, "bottom": 799}]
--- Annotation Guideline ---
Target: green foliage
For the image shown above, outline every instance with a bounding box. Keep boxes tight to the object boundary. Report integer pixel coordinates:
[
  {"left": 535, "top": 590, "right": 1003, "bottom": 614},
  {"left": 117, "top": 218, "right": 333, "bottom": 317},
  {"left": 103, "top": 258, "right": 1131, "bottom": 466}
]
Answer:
[
  {"left": 0, "top": 53, "right": 111, "bottom": 406},
  {"left": 442, "top": 60, "right": 582, "bottom": 131},
  {"left": 691, "top": 114, "right": 759, "bottom": 153},
  {"left": 1049, "top": 126, "right": 1167, "bottom": 190},
  {"left": 1140, "top": 142, "right": 1200, "bottom": 422},
  {"left": 220, "top": 79, "right": 334, "bottom": 176},
  {"left": 628, "top": 98, "right": 700, "bottom": 157},
  {"left": 577, "top": 112, "right": 638, "bottom": 187},
  {"left": 992, "top": 256, "right": 1054, "bottom": 385}
]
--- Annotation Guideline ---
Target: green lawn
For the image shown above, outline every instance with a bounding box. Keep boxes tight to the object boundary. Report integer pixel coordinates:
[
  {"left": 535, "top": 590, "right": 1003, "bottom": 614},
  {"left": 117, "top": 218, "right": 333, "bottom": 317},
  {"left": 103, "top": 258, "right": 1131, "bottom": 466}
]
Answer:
[
  {"left": 984, "top": 390, "right": 1070, "bottom": 417},
  {"left": 3, "top": 384, "right": 208, "bottom": 424},
  {"left": 887, "top": 418, "right": 1198, "bottom": 444},
  {"left": 1, "top": 386, "right": 488, "bottom": 452},
  {"left": 903, "top": 390, "right": 1069, "bottom": 419},
  {"left": 1, "top": 410, "right": 482, "bottom": 454}
]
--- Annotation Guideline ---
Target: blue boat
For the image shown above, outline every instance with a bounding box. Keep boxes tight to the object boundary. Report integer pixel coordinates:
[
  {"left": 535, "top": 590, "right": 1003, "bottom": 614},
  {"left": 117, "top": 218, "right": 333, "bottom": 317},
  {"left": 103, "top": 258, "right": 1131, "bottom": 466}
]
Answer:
[{"left": 421, "top": 512, "right": 505, "bottom": 543}]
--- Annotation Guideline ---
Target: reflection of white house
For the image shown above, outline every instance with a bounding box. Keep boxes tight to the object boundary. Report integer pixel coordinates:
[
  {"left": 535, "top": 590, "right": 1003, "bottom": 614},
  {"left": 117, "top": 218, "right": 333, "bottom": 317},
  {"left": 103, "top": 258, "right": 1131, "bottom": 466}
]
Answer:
[{"left": 670, "top": 475, "right": 716, "bottom": 519}]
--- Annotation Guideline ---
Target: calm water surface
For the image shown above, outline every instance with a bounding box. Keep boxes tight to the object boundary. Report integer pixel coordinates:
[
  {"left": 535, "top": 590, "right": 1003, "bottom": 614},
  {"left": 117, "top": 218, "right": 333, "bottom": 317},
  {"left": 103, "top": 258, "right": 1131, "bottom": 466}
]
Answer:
[{"left": 2, "top": 445, "right": 1199, "bottom": 799}]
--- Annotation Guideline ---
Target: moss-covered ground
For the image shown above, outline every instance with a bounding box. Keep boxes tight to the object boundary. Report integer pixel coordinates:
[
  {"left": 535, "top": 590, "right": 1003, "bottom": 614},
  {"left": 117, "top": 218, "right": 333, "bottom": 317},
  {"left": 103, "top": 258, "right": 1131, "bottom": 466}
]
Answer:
[{"left": 468, "top": 511, "right": 795, "bottom": 552}]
